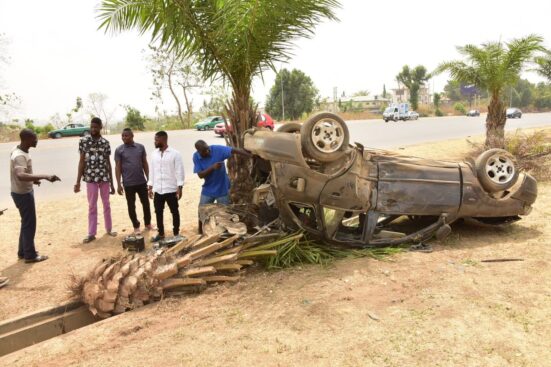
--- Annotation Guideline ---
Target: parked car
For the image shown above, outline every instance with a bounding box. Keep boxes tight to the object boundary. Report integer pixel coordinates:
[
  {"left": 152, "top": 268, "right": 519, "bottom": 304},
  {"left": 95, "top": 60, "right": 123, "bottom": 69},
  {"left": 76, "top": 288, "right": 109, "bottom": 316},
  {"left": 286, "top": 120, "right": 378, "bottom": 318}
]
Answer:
[
  {"left": 194, "top": 116, "right": 224, "bottom": 130},
  {"left": 48, "top": 123, "right": 90, "bottom": 139},
  {"left": 214, "top": 114, "right": 275, "bottom": 136},
  {"left": 214, "top": 122, "right": 231, "bottom": 136},
  {"left": 244, "top": 112, "right": 537, "bottom": 247},
  {"left": 407, "top": 111, "right": 419, "bottom": 120},
  {"left": 257, "top": 113, "right": 275, "bottom": 130},
  {"left": 506, "top": 108, "right": 522, "bottom": 119},
  {"left": 467, "top": 109, "right": 480, "bottom": 117}
]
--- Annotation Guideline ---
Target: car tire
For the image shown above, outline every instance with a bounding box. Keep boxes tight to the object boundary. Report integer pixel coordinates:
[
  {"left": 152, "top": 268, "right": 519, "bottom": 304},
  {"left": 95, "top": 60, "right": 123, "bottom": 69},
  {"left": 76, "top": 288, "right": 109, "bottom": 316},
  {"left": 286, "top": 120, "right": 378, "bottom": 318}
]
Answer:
[
  {"left": 475, "top": 149, "right": 519, "bottom": 193},
  {"left": 54, "top": 133, "right": 62, "bottom": 139},
  {"left": 277, "top": 122, "right": 301, "bottom": 133},
  {"left": 300, "top": 112, "right": 350, "bottom": 163}
]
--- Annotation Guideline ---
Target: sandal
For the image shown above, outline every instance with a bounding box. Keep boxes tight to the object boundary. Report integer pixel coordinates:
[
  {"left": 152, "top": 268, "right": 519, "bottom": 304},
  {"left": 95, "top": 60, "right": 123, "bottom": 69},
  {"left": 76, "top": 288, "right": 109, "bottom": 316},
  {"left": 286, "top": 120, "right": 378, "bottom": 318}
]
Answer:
[
  {"left": 107, "top": 231, "right": 118, "bottom": 237},
  {"left": 83, "top": 235, "right": 96, "bottom": 244},
  {"left": 0, "top": 277, "right": 9, "bottom": 289}
]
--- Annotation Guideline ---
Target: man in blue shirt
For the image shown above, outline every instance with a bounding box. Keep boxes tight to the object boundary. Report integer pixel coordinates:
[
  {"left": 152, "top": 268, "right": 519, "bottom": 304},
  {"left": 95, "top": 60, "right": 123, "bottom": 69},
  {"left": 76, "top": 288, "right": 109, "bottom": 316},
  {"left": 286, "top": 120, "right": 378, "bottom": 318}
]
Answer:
[{"left": 193, "top": 140, "right": 250, "bottom": 206}]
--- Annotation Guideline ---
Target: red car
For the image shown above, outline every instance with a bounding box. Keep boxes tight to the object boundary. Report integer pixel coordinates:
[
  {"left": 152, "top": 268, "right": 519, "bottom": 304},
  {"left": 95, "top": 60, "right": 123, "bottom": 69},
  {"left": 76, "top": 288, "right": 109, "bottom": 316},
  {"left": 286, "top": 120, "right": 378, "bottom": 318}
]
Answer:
[
  {"left": 257, "top": 113, "right": 274, "bottom": 130},
  {"left": 214, "top": 113, "right": 274, "bottom": 136},
  {"left": 214, "top": 122, "right": 231, "bottom": 136}
]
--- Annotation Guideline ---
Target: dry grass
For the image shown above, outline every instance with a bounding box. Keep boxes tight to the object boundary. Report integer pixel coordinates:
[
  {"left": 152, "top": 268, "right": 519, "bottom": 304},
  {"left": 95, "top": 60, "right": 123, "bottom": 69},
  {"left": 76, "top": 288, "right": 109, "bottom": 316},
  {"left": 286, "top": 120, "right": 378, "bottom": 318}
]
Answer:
[{"left": 1, "top": 130, "right": 551, "bottom": 367}]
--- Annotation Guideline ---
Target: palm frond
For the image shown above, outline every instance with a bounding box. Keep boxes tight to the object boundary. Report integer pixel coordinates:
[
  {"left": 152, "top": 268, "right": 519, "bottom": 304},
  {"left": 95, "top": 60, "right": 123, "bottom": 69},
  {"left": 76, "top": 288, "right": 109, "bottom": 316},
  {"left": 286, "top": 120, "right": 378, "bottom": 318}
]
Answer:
[{"left": 533, "top": 55, "right": 551, "bottom": 81}]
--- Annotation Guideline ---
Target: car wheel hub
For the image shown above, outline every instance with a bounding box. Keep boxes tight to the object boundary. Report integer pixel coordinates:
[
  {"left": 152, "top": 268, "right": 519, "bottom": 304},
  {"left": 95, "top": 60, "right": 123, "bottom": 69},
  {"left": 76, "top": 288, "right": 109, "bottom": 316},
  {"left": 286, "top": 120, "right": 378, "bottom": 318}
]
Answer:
[
  {"left": 311, "top": 119, "right": 345, "bottom": 153},
  {"left": 485, "top": 154, "right": 515, "bottom": 184}
]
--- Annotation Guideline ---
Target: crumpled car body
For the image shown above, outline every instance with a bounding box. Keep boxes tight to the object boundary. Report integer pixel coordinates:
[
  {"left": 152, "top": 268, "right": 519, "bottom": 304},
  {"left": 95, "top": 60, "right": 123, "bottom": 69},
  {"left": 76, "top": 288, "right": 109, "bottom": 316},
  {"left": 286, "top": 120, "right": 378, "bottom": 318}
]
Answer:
[{"left": 244, "top": 125, "right": 537, "bottom": 247}]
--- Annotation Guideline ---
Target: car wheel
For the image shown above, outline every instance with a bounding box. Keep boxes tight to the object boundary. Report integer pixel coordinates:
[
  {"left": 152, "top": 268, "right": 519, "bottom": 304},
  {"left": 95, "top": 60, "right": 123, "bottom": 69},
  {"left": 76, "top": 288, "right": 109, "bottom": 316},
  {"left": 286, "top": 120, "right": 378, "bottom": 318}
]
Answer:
[
  {"left": 300, "top": 112, "right": 350, "bottom": 163},
  {"left": 475, "top": 149, "right": 519, "bottom": 193},
  {"left": 277, "top": 122, "right": 301, "bottom": 133},
  {"left": 54, "top": 133, "right": 62, "bottom": 139}
]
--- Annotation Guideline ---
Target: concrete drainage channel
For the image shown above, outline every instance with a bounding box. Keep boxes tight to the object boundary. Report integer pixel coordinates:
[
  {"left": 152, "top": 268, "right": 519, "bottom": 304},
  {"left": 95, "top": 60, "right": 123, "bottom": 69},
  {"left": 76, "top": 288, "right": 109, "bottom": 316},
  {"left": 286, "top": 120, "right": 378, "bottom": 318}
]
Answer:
[{"left": 0, "top": 301, "right": 97, "bottom": 357}]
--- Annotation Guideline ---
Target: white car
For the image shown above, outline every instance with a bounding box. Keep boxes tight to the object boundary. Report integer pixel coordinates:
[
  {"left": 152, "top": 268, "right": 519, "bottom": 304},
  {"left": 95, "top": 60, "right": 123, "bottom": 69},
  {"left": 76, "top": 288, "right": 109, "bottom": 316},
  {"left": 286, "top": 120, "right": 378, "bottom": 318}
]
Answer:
[{"left": 407, "top": 111, "right": 419, "bottom": 120}]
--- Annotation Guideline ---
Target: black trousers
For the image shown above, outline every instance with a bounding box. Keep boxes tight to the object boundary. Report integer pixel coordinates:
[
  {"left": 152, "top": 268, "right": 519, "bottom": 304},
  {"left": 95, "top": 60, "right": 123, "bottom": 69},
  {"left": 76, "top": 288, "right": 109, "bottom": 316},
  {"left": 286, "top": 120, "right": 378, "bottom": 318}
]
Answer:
[
  {"left": 153, "top": 192, "right": 180, "bottom": 236},
  {"left": 124, "top": 183, "right": 151, "bottom": 229},
  {"left": 11, "top": 191, "right": 37, "bottom": 259}
]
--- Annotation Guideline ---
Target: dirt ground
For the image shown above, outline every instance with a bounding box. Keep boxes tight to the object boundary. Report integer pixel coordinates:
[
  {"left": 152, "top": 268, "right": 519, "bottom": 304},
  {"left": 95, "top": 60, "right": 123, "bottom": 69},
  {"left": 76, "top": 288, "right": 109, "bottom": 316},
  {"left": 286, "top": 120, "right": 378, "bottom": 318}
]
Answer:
[{"left": 1, "top": 133, "right": 550, "bottom": 366}]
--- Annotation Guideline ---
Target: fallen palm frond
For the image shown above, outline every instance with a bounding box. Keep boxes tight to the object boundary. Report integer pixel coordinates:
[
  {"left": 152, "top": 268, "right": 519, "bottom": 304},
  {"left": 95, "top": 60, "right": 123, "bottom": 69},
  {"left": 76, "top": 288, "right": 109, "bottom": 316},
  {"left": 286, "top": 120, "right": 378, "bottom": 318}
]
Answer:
[
  {"left": 262, "top": 231, "right": 404, "bottom": 269},
  {"left": 68, "top": 230, "right": 403, "bottom": 319}
]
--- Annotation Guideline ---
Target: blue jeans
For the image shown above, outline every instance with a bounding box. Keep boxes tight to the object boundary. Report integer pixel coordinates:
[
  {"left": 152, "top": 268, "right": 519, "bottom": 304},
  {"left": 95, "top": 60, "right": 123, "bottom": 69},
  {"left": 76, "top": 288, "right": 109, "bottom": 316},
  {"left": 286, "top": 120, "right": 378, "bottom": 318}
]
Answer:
[
  {"left": 199, "top": 194, "right": 230, "bottom": 205},
  {"left": 11, "top": 191, "right": 38, "bottom": 259}
]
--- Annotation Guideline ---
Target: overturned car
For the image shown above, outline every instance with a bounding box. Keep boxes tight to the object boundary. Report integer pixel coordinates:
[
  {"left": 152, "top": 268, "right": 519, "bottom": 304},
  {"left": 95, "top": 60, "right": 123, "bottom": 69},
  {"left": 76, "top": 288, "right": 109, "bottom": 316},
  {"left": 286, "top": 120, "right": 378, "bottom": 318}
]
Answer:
[{"left": 244, "top": 112, "right": 537, "bottom": 247}]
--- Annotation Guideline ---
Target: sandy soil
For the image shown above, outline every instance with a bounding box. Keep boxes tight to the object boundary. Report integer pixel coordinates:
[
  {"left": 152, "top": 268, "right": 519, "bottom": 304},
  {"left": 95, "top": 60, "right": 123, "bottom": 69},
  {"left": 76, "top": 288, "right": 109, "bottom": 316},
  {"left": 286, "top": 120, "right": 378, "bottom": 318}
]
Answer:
[{"left": 1, "top": 133, "right": 550, "bottom": 366}]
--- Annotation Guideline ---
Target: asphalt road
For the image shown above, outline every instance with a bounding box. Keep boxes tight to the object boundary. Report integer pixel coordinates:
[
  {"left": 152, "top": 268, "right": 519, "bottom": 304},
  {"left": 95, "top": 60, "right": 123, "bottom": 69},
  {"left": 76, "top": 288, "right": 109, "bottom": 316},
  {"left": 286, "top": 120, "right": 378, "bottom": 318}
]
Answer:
[{"left": 1, "top": 112, "right": 550, "bottom": 207}]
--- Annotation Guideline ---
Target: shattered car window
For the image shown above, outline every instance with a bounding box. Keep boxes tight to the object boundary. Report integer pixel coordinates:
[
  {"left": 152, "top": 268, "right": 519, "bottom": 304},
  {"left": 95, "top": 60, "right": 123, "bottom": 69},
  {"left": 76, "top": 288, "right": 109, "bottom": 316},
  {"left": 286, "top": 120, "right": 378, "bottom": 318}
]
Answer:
[{"left": 289, "top": 203, "right": 319, "bottom": 230}]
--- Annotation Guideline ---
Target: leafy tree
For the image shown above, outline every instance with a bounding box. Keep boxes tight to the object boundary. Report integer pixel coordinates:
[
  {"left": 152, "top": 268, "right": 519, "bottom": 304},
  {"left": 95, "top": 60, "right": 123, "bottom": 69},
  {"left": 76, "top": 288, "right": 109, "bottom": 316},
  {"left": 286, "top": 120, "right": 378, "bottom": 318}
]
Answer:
[
  {"left": 124, "top": 105, "right": 146, "bottom": 130},
  {"left": 265, "top": 68, "right": 318, "bottom": 120},
  {"left": 98, "top": 0, "right": 339, "bottom": 203},
  {"left": 443, "top": 80, "right": 462, "bottom": 101},
  {"left": 382, "top": 84, "right": 387, "bottom": 99},
  {"left": 396, "top": 65, "right": 430, "bottom": 110},
  {"left": 534, "top": 82, "right": 551, "bottom": 109},
  {"left": 435, "top": 35, "right": 544, "bottom": 148},
  {"left": 433, "top": 92, "right": 443, "bottom": 116},
  {"left": 147, "top": 45, "right": 203, "bottom": 128}
]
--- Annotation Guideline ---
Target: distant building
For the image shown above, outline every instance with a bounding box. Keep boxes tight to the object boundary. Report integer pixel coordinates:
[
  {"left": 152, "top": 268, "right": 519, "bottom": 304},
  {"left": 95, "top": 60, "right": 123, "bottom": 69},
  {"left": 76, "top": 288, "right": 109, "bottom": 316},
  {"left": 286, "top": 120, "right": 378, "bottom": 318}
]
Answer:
[
  {"left": 391, "top": 85, "right": 431, "bottom": 105},
  {"left": 319, "top": 95, "right": 392, "bottom": 113}
]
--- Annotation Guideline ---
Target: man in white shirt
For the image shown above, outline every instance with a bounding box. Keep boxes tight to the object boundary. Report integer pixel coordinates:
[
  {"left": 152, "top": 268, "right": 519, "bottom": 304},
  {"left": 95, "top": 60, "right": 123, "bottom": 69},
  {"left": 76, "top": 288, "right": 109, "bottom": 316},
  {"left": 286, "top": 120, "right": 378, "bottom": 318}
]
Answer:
[{"left": 147, "top": 131, "right": 185, "bottom": 242}]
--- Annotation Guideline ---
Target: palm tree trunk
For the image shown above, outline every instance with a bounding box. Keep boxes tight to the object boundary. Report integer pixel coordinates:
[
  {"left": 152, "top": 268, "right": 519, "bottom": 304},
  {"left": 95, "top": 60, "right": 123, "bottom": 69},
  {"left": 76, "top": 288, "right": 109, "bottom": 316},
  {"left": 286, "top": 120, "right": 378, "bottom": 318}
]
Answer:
[
  {"left": 485, "top": 93, "right": 506, "bottom": 149},
  {"left": 224, "top": 91, "right": 256, "bottom": 204}
]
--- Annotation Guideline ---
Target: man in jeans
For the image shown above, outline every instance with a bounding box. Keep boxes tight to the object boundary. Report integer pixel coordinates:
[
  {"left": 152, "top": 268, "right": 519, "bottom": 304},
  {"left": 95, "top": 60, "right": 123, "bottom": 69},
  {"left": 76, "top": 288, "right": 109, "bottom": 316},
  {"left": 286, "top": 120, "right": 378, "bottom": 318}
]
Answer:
[
  {"left": 10, "top": 129, "right": 60, "bottom": 263},
  {"left": 115, "top": 128, "right": 152, "bottom": 235},
  {"left": 74, "top": 117, "right": 117, "bottom": 243},
  {"left": 148, "top": 131, "right": 185, "bottom": 242}
]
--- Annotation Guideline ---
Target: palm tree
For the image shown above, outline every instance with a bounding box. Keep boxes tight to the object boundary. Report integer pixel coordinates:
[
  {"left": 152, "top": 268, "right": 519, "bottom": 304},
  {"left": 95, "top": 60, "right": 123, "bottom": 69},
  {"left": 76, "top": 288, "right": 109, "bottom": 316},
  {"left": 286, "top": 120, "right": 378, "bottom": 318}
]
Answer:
[
  {"left": 535, "top": 53, "right": 551, "bottom": 81},
  {"left": 435, "top": 35, "right": 544, "bottom": 149},
  {"left": 97, "top": 0, "right": 340, "bottom": 203}
]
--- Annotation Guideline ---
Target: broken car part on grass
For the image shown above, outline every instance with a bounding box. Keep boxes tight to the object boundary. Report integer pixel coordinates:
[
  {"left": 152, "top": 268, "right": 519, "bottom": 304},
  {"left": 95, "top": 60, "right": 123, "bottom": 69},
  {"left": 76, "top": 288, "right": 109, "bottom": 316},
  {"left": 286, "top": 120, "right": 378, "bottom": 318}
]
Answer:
[{"left": 244, "top": 112, "right": 538, "bottom": 247}]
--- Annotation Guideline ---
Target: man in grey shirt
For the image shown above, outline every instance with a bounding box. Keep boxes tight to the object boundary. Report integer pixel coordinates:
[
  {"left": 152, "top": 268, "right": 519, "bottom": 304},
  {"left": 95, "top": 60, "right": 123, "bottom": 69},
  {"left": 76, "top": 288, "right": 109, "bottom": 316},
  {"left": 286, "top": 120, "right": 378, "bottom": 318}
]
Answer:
[
  {"left": 115, "top": 128, "right": 152, "bottom": 234},
  {"left": 10, "top": 129, "right": 60, "bottom": 263}
]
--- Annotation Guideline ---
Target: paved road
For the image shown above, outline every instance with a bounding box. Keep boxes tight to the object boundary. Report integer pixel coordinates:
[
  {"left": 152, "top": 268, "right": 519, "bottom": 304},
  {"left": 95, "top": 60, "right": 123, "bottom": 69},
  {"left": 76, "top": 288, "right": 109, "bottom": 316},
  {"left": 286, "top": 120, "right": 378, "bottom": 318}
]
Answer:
[{"left": 1, "top": 112, "right": 550, "bottom": 206}]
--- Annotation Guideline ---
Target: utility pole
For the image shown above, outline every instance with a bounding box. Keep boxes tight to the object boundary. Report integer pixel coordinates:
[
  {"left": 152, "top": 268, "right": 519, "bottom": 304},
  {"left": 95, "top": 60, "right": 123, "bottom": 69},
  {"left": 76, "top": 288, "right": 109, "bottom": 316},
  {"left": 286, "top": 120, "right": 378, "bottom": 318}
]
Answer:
[{"left": 280, "top": 70, "right": 285, "bottom": 121}]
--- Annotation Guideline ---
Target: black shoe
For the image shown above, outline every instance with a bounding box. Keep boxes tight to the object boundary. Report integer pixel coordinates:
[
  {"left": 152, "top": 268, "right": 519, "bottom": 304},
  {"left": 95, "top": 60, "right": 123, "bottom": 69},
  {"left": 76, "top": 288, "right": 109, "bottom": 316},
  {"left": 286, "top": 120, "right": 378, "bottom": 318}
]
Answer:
[
  {"left": 25, "top": 255, "right": 48, "bottom": 263},
  {"left": 19, "top": 252, "right": 39, "bottom": 260},
  {"left": 151, "top": 235, "right": 165, "bottom": 243}
]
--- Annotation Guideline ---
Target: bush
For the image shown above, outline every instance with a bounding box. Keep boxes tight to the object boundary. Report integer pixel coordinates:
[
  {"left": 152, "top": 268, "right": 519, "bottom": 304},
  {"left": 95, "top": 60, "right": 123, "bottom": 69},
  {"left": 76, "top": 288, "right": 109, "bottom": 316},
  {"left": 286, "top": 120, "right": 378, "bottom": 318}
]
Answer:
[
  {"left": 42, "top": 123, "right": 55, "bottom": 134},
  {"left": 453, "top": 102, "right": 466, "bottom": 115},
  {"left": 435, "top": 109, "right": 444, "bottom": 117}
]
